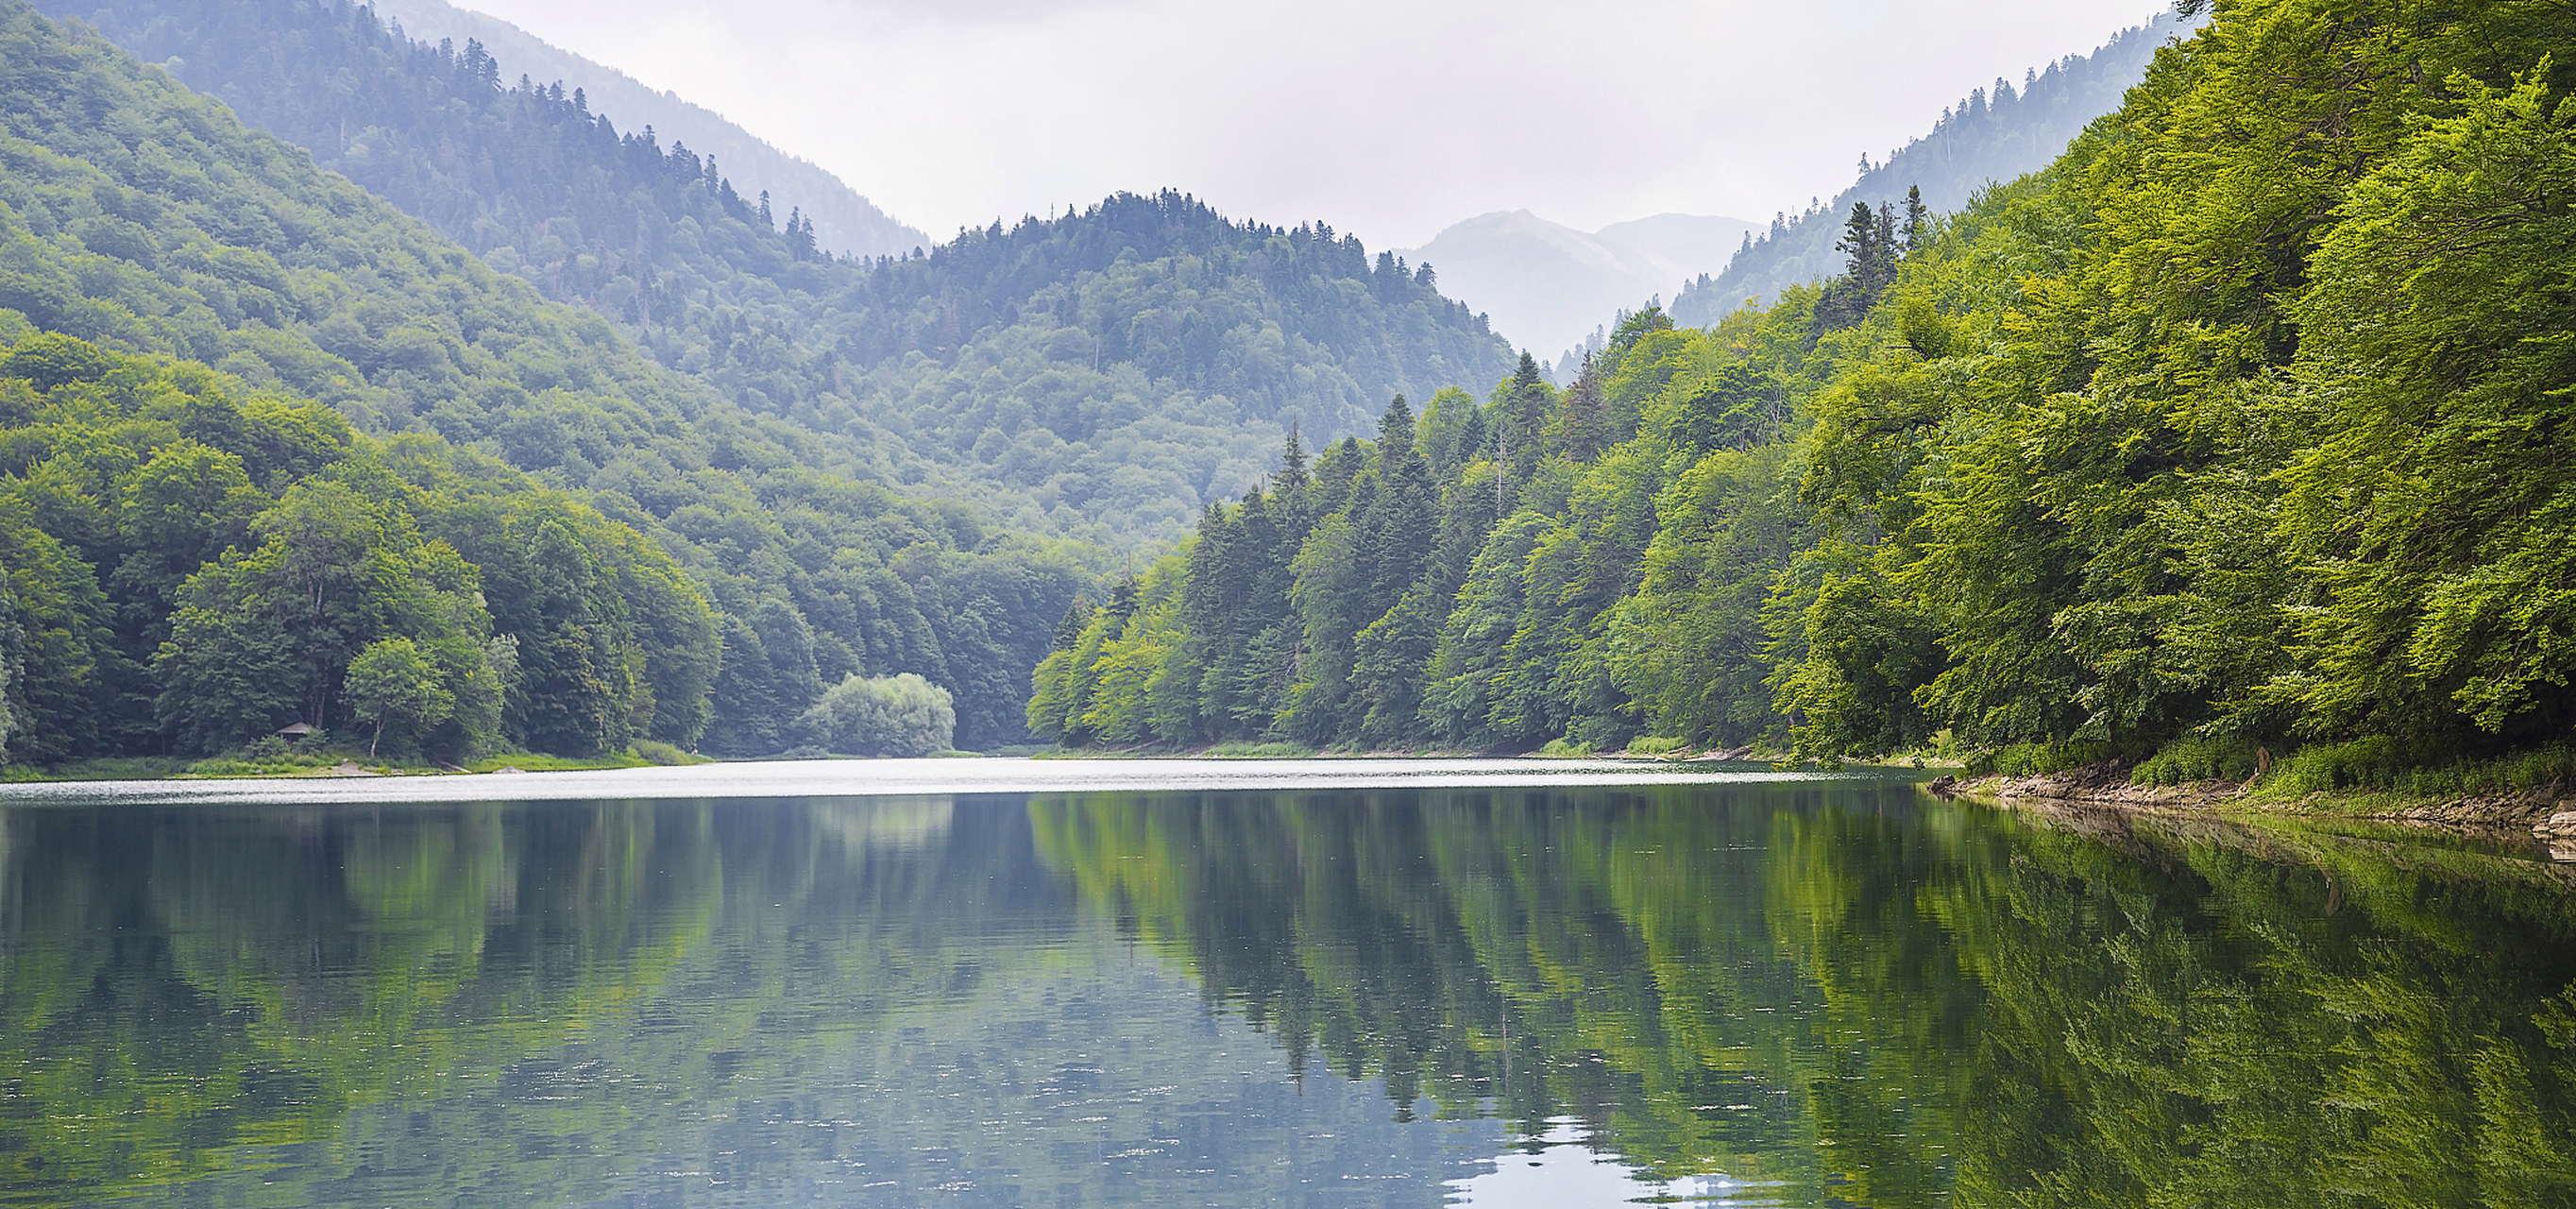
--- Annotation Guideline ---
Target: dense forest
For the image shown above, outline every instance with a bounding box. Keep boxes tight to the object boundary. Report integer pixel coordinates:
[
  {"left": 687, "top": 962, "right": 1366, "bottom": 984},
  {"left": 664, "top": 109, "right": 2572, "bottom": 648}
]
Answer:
[
  {"left": 361, "top": 0, "right": 924, "bottom": 258},
  {"left": 1037, "top": 0, "right": 2576, "bottom": 789},
  {"left": 1669, "top": 11, "right": 2184, "bottom": 325},
  {"left": 0, "top": 333, "right": 718, "bottom": 762},
  {"left": 0, "top": 3, "right": 1085, "bottom": 758},
  {"left": 44, "top": 0, "right": 1520, "bottom": 545}
]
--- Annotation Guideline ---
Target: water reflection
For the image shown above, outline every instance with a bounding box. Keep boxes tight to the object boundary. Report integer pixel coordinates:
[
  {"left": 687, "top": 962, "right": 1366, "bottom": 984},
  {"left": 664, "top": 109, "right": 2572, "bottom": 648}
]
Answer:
[{"left": 1, "top": 779, "right": 2572, "bottom": 1207}]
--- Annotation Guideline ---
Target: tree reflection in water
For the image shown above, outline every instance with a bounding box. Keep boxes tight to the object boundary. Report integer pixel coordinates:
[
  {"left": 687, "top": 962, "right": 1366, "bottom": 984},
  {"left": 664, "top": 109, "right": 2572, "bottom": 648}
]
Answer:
[{"left": 2, "top": 783, "right": 2572, "bottom": 1207}]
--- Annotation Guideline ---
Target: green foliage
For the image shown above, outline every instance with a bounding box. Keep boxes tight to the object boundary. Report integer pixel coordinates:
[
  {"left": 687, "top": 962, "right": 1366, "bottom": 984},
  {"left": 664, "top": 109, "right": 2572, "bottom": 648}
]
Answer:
[
  {"left": 0, "top": 6, "right": 1086, "bottom": 749},
  {"left": 1758, "top": 1, "right": 2576, "bottom": 779},
  {"left": 48, "top": 0, "right": 1517, "bottom": 547},
  {"left": 1036, "top": 289, "right": 1844, "bottom": 754},
  {"left": 795, "top": 671, "right": 958, "bottom": 757},
  {"left": 1033, "top": 0, "right": 2576, "bottom": 785},
  {"left": 0, "top": 332, "right": 712, "bottom": 762},
  {"left": 2129, "top": 734, "right": 2261, "bottom": 786},
  {"left": 1674, "top": 13, "right": 2184, "bottom": 323},
  {"left": 342, "top": 635, "right": 455, "bottom": 757},
  {"left": 2263, "top": 739, "right": 2576, "bottom": 800},
  {"left": 626, "top": 739, "right": 694, "bottom": 765}
]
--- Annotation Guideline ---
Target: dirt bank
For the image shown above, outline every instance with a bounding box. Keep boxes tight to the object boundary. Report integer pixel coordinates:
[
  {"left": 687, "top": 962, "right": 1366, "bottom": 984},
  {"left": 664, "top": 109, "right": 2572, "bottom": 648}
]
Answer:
[{"left": 1929, "top": 761, "right": 2576, "bottom": 848}]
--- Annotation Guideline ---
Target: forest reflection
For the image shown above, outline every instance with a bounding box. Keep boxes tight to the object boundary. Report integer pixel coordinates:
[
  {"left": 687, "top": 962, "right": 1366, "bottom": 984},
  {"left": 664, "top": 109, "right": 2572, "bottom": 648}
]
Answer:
[
  {"left": 4, "top": 783, "right": 2574, "bottom": 1207},
  {"left": 1028, "top": 785, "right": 2576, "bottom": 1208}
]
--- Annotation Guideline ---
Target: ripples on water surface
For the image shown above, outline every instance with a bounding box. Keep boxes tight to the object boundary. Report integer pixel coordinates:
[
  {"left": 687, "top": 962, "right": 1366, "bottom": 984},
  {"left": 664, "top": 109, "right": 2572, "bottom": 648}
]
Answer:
[{"left": 3, "top": 758, "right": 2572, "bottom": 1207}]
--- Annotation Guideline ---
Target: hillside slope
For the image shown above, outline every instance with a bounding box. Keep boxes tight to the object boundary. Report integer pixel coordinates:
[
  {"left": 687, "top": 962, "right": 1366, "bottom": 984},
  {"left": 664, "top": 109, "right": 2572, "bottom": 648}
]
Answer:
[
  {"left": 47, "top": 0, "right": 1519, "bottom": 544},
  {"left": 1030, "top": 0, "right": 2576, "bottom": 806},
  {"left": 1672, "top": 10, "right": 2185, "bottom": 323},
  {"left": 0, "top": 1, "right": 1084, "bottom": 750},
  {"left": 369, "top": 0, "right": 924, "bottom": 258},
  {"left": 55, "top": 0, "right": 925, "bottom": 259}
]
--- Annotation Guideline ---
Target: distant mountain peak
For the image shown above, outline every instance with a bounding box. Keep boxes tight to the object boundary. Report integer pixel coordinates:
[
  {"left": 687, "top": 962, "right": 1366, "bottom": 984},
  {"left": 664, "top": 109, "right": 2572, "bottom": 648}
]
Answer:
[{"left": 1397, "top": 211, "right": 1754, "bottom": 362}]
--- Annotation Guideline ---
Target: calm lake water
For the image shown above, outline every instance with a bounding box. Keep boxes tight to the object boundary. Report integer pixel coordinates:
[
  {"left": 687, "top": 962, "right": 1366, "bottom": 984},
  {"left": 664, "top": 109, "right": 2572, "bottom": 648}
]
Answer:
[{"left": 4, "top": 759, "right": 2573, "bottom": 1207}]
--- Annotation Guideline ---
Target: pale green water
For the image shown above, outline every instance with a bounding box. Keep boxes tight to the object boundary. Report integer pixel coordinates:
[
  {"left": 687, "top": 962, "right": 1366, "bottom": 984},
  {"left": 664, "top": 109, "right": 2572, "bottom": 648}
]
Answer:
[{"left": 2, "top": 761, "right": 2570, "bottom": 1207}]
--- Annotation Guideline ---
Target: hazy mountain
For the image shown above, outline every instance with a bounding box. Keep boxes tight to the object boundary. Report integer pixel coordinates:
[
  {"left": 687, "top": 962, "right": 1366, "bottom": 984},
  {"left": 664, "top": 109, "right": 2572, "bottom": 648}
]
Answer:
[
  {"left": 1596, "top": 213, "right": 1762, "bottom": 280},
  {"left": 367, "top": 0, "right": 924, "bottom": 258},
  {"left": 1671, "top": 9, "right": 2189, "bottom": 325},
  {"left": 1399, "top": 211, "right": 1754, "bottom": 363}
]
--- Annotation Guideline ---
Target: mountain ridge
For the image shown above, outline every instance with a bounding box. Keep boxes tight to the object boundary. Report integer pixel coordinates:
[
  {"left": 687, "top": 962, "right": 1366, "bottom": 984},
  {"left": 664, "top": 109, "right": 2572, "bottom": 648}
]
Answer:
[
  {"left": 1673, "top": 9, "right": 2188, "bottom": 324},
  {"left": 0, "top": 0, "right": 1087, "bottom": 750},
  {"left": 364, "top": 0, "right": 924, "bottom": 258},
  {"left": 43, "top": 0, "right": 1518, "bottom": 547}
]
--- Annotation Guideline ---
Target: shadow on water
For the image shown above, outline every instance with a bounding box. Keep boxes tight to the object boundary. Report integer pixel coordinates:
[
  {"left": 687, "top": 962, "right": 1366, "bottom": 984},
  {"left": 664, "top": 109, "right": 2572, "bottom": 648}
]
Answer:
[{"left": 3, "top": 774, "right": 2574, "bottom": 1206}]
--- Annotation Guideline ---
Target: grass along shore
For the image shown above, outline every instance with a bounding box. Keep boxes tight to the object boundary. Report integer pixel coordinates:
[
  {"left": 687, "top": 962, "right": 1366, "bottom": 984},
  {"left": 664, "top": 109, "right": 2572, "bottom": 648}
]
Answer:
[
  {"left": 1933, "top": 740, "right": 2576, "bottom": 842},
  {"left": 1, "top": 740, "right": 707, "bottom": 781}
]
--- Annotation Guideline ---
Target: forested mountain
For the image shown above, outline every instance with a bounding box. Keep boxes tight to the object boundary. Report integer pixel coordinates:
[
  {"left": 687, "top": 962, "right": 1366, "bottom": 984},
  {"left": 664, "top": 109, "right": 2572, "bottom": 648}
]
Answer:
[
  {"left": 58, "top": 0, "right": 925, "bottom": 259},
  {"left": 1035, "top": 0, "right": 2576, "bottom": 793},
  {"left": 0, "top": 2, "right": 1085, "bottom": 756},
  {"left": 41, "top": 0, "right": 1519, "bottom": 544},
  {"left": 1671, "top": 10, "right": 2183, "bottom": 325},
  {"left": 369, "top": 0, "right": 923, "bottom": 258}
]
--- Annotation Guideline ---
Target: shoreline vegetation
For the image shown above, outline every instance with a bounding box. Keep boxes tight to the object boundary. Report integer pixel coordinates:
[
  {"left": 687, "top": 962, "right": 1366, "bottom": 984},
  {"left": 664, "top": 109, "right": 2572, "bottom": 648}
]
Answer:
[
  {"left": 2, "top": 740, "right": 710, "bottom": 781},
  {"left": 1940, "top": 747, "right": 2576, "bottom": 845},
  {"left": 0, "top": 4, "right": 2571, "bottom": 801},
  {"left": 1025, "top": 6, "right": 2576, "bottom": 823},
  {"left": 11, "top": 732, "right": 2573, "bottom": 853}
]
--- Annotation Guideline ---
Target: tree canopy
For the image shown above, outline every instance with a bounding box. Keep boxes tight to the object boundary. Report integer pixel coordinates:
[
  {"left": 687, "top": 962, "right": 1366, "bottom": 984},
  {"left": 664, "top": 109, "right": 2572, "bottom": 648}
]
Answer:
[{"left": 1033, "top": 0, "right": 2576, "bottom": 787}]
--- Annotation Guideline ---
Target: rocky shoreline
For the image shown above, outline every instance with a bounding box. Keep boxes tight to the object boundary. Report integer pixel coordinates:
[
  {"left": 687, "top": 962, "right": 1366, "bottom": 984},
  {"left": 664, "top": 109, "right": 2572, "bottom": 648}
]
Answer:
[{"left": 1928, "top": 761, "right": 2576, "bottom": 850}]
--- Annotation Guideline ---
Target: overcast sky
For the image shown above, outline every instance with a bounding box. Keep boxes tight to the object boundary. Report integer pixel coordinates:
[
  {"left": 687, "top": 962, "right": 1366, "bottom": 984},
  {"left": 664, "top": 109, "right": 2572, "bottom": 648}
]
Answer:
[{"left": 459, "top": 0, "right": 2161, "bottom": 249}]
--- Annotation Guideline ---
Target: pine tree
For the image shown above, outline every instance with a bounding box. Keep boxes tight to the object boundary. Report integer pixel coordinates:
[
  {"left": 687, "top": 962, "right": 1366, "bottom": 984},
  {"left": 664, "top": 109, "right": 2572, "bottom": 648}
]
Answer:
[
  {"left": 1813, "top": 201, "right": 1898, "bottom": 332},
  {"left": 1490, "top": 350, "right": 1553, "bottom": 501},
  {"left": 1359, "top": 396, "right": 1436, "bottom": 620},
  {"left": 1051, "top": 596, "right": 1093, "bottom": 651}
]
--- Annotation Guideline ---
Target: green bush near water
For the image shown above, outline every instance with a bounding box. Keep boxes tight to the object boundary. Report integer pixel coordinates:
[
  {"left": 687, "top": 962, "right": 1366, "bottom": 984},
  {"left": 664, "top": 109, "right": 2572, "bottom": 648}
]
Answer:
[
  {"left": 2262, "top": 740, "right": 2576, "bottom": 800},
  {"left": 2130, "top": 737, "right": 2262, "bottom": 787},
  {"left": 794, "top": 673, "right": 957, "bottom": 758},
  {"left": 2116, "top": 734, "right": 2576, "bottom": 800}
]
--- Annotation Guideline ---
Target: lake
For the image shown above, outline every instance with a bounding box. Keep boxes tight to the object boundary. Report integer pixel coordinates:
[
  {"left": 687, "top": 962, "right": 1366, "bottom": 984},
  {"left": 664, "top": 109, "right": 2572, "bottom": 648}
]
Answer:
[{"left": 4, "top": 759, "right": 2572, "bottom": 1207}]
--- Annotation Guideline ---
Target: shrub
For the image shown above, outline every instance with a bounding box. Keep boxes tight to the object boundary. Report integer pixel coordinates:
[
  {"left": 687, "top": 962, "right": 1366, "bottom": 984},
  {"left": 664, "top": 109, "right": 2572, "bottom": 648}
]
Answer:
[
  {"left": 2131, "top": 736, "right": 2263, "bottom": 786},
  {"left": 629, "top": 739, "right": 691, "bottom": 766},
  {"left": 794, "top": 673, "right": 957, "bottom": 758},
  {"left": 2266, "top": 738, "right": 2576, "bottom": 798}
]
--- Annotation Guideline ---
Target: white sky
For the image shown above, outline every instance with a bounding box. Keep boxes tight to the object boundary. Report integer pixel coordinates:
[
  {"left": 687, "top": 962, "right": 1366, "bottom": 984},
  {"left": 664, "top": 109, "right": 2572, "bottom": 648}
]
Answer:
[{"left": 457, "top": 0, "right": 2161, "bottom": 249}]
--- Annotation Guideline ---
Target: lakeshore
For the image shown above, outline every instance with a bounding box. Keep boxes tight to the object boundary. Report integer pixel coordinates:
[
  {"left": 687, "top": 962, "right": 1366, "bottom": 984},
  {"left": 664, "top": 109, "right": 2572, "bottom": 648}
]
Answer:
[{"left": 1937, "top": 763, "right": 2576, "bottom": 850}]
